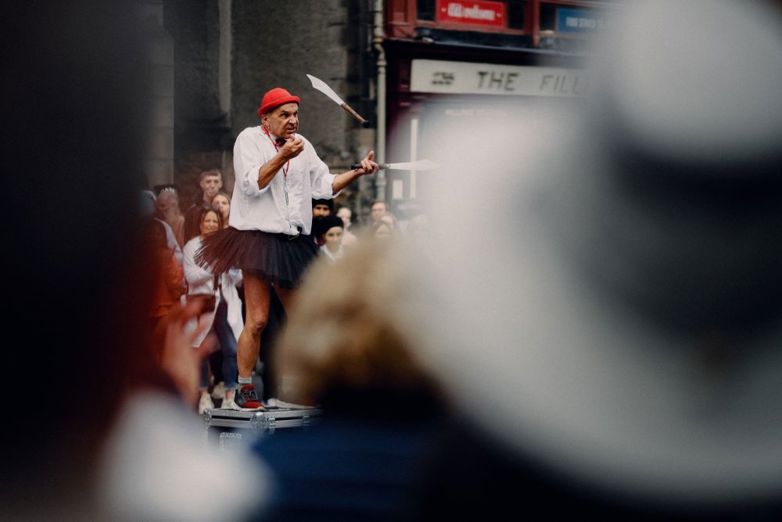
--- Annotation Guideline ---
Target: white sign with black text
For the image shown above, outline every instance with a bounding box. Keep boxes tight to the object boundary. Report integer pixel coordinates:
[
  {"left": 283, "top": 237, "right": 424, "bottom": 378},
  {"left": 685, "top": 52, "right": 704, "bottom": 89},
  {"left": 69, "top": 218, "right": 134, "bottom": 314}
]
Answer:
[{"left": 410, "top": 59, "right": 588, "bottom": 98}]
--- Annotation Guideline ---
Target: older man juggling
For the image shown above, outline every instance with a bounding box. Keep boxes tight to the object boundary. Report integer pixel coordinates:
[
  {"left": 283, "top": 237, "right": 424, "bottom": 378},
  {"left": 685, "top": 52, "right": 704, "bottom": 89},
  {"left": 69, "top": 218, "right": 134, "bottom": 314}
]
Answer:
[{"left": 197, "top": 86, "right": 378, "bottom": 409}]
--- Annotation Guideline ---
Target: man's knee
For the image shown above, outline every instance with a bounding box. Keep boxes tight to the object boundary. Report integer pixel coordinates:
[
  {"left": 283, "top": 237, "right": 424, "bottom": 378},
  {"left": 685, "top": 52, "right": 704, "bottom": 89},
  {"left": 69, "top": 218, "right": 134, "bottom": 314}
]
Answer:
[{"left": 244, "top": 315, "right": 268, "bottom": 337}]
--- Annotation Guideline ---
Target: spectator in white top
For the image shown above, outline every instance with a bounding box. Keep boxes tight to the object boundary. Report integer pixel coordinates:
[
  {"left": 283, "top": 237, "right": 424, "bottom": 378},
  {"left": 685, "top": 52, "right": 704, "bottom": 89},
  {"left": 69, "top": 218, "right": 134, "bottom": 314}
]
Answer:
[{"left": 183, "top": 207, "right": 243, "bottom": 413}]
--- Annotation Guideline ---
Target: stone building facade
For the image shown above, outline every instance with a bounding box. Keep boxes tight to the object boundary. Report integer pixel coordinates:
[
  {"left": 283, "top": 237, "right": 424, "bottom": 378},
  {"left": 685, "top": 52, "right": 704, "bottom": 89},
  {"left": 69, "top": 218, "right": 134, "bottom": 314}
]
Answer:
[{"left": 159, "top": 0, "right": 377, "bottom": 220}]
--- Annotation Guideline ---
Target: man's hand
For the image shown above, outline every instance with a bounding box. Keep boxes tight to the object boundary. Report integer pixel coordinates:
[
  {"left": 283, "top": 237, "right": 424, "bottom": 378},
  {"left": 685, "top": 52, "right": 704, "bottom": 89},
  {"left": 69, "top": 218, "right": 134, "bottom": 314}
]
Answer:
[
  {"left": 258, "top": 135, "right": 305, "bottom": 190},
  {"left": 355, "top": 149, "right": 379, "bottom": 175},
  {"left": 159, "top": 299, "right": 215, "bottom": 405},
  {"left": 279, "top": 136, "right": 305, "bottom": 160},
  {"left": 332, "top": 150, "right": 380, "bottom": 194}
]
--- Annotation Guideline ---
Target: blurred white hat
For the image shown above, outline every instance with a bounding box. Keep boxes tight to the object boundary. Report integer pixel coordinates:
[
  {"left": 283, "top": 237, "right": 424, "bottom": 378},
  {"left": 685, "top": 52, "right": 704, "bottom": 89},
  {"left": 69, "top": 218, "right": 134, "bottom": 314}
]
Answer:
[{"left": 404, "top": 0, "right": 782, "bottom": 507}]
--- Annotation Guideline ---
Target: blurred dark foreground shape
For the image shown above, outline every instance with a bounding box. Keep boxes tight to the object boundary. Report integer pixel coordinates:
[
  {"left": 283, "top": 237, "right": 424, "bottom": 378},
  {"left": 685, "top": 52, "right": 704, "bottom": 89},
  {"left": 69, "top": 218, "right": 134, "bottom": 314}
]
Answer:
[{"left": 1, "top": 3, "right": 266, "bottom": 520}]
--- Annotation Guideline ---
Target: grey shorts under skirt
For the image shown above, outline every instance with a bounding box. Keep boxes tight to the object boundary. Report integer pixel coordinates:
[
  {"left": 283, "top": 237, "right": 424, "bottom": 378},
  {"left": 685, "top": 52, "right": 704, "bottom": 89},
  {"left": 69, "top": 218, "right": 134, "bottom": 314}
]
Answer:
[{"left": 195, "top": 227, "right": 318, "bottom": 289}]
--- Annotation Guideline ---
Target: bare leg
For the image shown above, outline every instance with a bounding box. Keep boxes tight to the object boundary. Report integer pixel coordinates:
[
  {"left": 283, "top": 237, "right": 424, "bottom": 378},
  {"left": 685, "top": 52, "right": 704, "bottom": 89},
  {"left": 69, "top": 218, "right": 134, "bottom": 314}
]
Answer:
[
  {"left": 274, "top": 286, "right": 296, "bottom": 316},
  {"left": 237, "top": 271, "right": 271, "bottom": 379}
]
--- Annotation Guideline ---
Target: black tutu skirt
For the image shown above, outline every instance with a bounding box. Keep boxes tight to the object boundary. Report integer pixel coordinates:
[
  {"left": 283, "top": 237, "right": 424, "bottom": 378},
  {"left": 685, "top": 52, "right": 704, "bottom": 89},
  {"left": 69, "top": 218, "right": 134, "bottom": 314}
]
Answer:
[{"left": 195, "top": 227, "right": 318, "bottom": 289}]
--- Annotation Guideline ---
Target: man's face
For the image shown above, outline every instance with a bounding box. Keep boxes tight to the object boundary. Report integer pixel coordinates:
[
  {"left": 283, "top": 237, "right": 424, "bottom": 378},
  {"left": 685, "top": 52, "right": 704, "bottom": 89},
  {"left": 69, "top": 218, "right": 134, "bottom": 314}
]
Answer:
[
  {"left": 371, "top": 202, "right": 386, "bottom": 222},
  {"left": 313, "top": 203, "right": 331, "bottom": 217},
  {"left": 200, "top": 175, "right": 222, "bottom": 199},
  {"left": 263, "top": 103, "right": 299, "bottom": 139}
]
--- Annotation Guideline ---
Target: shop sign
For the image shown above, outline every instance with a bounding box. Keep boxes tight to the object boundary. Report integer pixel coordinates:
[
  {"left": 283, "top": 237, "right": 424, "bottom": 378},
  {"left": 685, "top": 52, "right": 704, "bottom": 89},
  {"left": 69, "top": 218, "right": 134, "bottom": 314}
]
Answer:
[
  {"left": 410, "top": 59, "right": 588, "bottom": 97},
  {"left": 436, "top": 0, "right": 506, "bottom": 28},
  {"left": 556, "top": 7, "right": 606, "bottom": 33}
]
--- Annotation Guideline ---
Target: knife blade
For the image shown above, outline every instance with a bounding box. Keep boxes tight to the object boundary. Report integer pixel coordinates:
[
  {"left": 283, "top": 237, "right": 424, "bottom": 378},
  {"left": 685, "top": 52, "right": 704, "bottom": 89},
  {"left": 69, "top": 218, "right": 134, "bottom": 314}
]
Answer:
[
  {"left": 307, "top": 74, "right": 367, "bottom": 124},
  {"left": 350, "top": 159, "right": 438, "bottom": 171}
]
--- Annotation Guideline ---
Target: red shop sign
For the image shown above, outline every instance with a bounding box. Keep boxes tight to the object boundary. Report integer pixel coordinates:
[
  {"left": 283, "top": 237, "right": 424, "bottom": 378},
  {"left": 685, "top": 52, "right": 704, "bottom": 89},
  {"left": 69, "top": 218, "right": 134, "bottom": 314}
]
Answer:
[{"left": 436, "top": 0, "right": 506, "bottom": 28}]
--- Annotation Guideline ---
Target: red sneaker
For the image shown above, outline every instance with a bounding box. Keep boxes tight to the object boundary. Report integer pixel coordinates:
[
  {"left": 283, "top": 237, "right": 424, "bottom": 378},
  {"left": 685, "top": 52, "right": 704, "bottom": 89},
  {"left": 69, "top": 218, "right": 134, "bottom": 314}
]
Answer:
[{"left": 234, "top": 383, "right": 264, "bottom": 410}]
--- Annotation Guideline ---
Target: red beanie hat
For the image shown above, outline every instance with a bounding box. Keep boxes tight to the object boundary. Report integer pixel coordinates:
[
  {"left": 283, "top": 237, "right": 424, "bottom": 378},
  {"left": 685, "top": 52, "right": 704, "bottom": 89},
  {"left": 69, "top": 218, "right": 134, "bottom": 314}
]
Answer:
[{"left": 257, "top": 87, "right": 301, "bottom": 119}]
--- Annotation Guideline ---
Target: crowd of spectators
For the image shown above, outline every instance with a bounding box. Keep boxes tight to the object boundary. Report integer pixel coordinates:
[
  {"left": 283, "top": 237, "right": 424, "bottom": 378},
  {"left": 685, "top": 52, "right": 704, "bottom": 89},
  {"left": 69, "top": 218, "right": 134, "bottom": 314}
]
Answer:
[{"left": 140, "top": 175, "right": 424, "bottom": 414}]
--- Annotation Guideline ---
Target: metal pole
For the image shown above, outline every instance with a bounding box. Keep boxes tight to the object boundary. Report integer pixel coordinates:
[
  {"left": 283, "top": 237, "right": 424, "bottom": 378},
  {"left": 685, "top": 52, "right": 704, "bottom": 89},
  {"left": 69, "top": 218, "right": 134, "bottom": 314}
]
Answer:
[{"left": 373, "top": 0, "right": 387, "bottom": 203}]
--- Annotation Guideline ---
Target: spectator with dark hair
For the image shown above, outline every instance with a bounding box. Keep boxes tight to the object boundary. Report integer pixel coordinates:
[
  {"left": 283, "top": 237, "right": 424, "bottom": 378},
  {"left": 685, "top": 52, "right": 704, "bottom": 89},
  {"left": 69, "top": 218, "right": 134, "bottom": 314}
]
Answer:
[
  {"left": 312, "top": 198, "right": 334, "bottom": 218},
  {"left": 312, "top": 214, "right": 345, "bottom": 263},
  {"left": 207, "top": 189, "right": 234, "bottom": 401},
  {"left": 211, "top": 190, "right": 232, "bottom": 228},
  {"left": 184, "top": 169, "right": 223, "bottom": 242}
]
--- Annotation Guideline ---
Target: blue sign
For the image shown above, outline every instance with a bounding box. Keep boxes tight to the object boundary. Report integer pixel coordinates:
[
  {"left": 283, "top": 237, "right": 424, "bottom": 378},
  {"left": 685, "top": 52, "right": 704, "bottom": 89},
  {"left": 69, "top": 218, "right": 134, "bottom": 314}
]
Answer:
[{"left": 556, "top": 7, "right": 605, "bottom": 33}]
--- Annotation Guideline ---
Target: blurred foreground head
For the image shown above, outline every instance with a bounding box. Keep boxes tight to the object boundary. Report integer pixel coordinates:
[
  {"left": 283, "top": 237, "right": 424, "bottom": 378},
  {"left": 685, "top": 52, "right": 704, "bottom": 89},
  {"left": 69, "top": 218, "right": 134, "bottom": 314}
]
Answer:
[
  {"left": 407, "top": 0, "right": 782, "bottom": 513},
  {"left": 274, "top": 237, "right": 441, "bottom": 408}
]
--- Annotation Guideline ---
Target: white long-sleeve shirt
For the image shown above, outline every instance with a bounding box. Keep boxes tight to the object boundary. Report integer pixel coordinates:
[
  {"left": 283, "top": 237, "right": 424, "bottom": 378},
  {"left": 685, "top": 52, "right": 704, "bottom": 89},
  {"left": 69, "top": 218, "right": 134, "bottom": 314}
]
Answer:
[{"left": 230, "top": 126, "right": 337, "bottom": 236}]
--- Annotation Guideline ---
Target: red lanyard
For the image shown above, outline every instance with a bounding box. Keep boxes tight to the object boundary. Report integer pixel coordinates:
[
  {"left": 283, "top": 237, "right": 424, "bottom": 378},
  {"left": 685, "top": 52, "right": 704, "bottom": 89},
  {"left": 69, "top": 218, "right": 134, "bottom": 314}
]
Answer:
[{"left": 263, "top": 127, "right": 290, "bottom": 177}]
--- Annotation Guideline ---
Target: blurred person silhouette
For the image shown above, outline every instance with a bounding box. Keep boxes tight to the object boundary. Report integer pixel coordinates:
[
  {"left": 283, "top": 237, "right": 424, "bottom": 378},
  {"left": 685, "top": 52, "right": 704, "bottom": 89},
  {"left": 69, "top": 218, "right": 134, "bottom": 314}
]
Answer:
[
  {"left": 155, "top": 185, "right": 186, "bottom": 247},
  {"left": 247, "top": 237, "right": 451, "bottom": 522},
  {"left": 312, "top": 214, "right": 345, "bottom": 263},
  {"left": 371, "top": 211, "right": 396, "bottom": 241},
  {"left": 184, "top": 169, "right": 224, "bottom": 242},
  {"left": 143, "top": 216, "right": 185, "bottom": 346},
  {"left": 195, "top": 86, "right": 378, "bottom": 410},
  {"left": 403, "top": 0, "right": 782, "bottom": 520},
  {"left": 149, "top": 186, "right": 184, "bottom": 266},
  {"left": 1, "top": 3, "right": 267, "bottom": 520},
  {"left": 380, "top": 211, "right": 397, "bottom": 231},
  {"left": 405, "top": 213, "right": 429, "bottom": 242},
  {"left": 369, "top": 199, "right": 387, "bottom": 226},
  {"left": 140, "top": 189, "right": 156, "bottom": 218},
  {"left": 336, "top": 205, "right": 359, "bottom": 247},
  {"left": 183, "top": 207, "right": 244, "bottom": 413}
]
